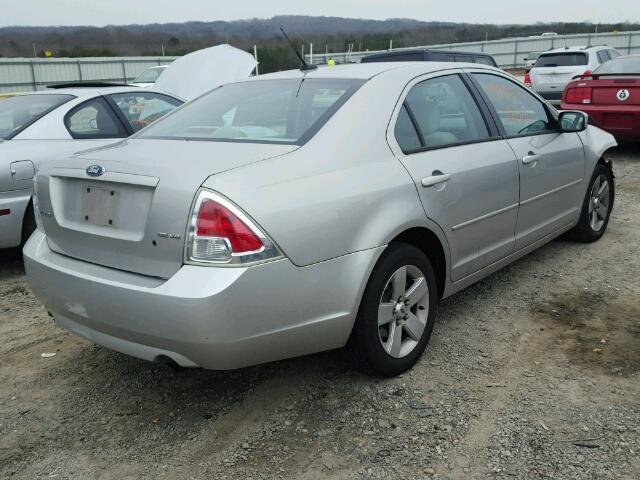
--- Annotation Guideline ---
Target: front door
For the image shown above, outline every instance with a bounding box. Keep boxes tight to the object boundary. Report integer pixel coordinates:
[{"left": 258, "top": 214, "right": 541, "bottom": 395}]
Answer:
[
  {"left": 471, "top": 72, "right": 585, "bottom": 249},
  {"left": 390, "top": 72, "right": 520, "bottom": 282}
]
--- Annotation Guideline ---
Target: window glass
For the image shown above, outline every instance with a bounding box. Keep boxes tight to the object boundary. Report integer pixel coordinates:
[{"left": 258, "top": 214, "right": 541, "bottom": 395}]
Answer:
[
  {"left": 0, "top": 94, "right": 73, "bottom": 139},
  {"left": 394, "top": 105, "right": 422, "bottom": 152},
  {"left": 65, "top": 97, "right": 127, "bottom": 139},
  {"left": 597, "top": 50, "right": 610, "bottom": 64},
  {"left": 534, "top": 53, "right": 588, "bottom": 67},
  {"left": 473, "top": 73, "right": 554, "bottom": 136},
  {"left": 429, "top": 53, "right": 454, "bottom": 62},
  {"left": 133, "top": 67, "right": 166, "bottom": 84},
  {"left": 593, "top": 55, "right": 640, "bottom": 74},
  {"left": 109, "top": 92, "right": 182, "bottom": 132},
  {"left": 140, "top": 78, "right": 364, "bottom": 145},
  {"left": 403, "top": 74, "right": 489, "bottom": 149}
]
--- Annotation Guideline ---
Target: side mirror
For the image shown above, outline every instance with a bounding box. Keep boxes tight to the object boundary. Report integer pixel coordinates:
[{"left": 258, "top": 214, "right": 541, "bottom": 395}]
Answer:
[{"left": 558, "top": 111, "right": 588, "bottom": 133}]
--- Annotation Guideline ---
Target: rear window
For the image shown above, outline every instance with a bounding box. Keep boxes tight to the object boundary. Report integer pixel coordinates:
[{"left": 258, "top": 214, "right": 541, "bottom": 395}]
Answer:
[
  {"left": 593, "top": 56, "right": 640, "bottom": 74},
  {"left": 140, "top": 78, "right": 364, "bottom": 145},
  {"left": 534, "top": 53, "right": 588, "bottom": 67},
  {"left": 0, "top": 93, "right": 74, "bottom": 139}
]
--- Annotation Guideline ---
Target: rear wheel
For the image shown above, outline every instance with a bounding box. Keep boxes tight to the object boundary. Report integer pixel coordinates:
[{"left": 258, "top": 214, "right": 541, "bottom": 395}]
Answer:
[
  {"left": 350, "top": 243, "right": 438, "bottom": 377},
  {"left": 567, "top": 163, "right": 614, "bottom": 242}
]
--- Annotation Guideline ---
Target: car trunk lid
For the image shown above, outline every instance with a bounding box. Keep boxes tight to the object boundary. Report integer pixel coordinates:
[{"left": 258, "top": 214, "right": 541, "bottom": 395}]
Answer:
[
  {"left": 35, "top": 139, "right": 297, "bottom": 279},
  {"left": 588, "top": 77, "right": 640, "bottom": 105},
  {"left": 530, "top": 66, "right": 584, "bottom": 88}
]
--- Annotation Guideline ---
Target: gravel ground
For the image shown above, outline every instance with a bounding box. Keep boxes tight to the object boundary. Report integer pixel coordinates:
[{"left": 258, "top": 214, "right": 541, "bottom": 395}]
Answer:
[{"left": 1, "top": 144, "right": 639, "bottom": 480}]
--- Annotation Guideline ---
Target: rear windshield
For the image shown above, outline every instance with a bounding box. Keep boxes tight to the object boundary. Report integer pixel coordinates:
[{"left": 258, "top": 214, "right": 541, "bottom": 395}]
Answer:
[
  {"left": 140, "top": 78, "right": 364, "bottom": 145},
  {"left": 0, "top": 93, "right": 74, "bottom": 139},
  {"left": 534, "top": 53, "right": 588, "bottom": 67},
  {"left": 593, "top": 56, "right": 640, "bottom": 74}
]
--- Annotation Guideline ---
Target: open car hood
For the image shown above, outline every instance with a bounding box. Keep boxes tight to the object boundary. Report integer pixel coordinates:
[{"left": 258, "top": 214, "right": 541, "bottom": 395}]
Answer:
[{"left": 152, "top": 44, "right": 257, "bottom": 102}]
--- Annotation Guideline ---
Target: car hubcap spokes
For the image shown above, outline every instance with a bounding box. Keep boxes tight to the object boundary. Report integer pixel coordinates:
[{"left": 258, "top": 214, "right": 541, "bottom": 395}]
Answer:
[
  {"left": 589, "top": 174, "right": 610, "bottom": 232},
  {"left": 378, "top": 265, "right": 429, "bottom": 358}
]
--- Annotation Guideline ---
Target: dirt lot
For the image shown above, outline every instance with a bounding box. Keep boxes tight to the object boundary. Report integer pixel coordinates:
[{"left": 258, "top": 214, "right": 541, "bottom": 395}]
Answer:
[{"left": 1, "top": 145, "right": 639, "bottom": 480}]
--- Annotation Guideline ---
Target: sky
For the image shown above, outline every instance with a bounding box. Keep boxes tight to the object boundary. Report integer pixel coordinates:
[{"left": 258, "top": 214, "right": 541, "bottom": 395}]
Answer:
[{"left": 1, "top": 0, "right": 638, "bottom": 27}]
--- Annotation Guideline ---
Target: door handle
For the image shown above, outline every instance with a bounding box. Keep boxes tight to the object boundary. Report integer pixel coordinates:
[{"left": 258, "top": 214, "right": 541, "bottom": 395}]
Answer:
[
  {"left": 421, "top": 172, "right": 451, "bottom": 188},
  {"left": 522, "top": 151, "right": 539, "bottom": 165}
]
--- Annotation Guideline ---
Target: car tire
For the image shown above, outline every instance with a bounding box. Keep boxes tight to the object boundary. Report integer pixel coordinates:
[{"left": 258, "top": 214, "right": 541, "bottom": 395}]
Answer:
[
  {"left": 350, "top": 242, "right": 438, "bottom": 377},
  {"left": 566, "top": 163, "right": 614, "bottom": 243},
  {"left": 21, "top": 200, "right": 36, "bottom": 247}
]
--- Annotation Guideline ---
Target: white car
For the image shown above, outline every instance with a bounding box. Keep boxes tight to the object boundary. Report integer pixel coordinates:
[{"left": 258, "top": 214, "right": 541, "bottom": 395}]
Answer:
[
  {"left": 131, "top": 65, "right": 168, "bottom": 88},
  {"left": 0, "top": 85, "right": 183, "bottom": 248},
  {"left": 1, "top": 44, "right": 258, "bottom": 249},
  {"left": 526, "top": 46, "right": 621, "bottom": 105}
]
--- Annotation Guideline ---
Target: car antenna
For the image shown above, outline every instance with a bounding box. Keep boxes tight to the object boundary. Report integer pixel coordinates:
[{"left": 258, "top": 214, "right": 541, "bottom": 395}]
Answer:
[{"left": 280, "top": 27, "right": 317, "bottom": 71}]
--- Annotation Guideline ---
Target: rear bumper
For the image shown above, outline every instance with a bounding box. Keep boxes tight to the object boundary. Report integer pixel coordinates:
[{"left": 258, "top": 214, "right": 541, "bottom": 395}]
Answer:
[
  {"left": 562, "top": 103, "right": 640, "bottom": 139},
  {"left": 24, "top": 231, "right": 382, "bottom": 370},
  {"left": 0, "top": 188, "right": 31, "bottom": 249}
]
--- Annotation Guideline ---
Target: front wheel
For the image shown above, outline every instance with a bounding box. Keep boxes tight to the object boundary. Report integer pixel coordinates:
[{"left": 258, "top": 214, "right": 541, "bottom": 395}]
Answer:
[
  {"left": 567, "top": 163, "right": 614, "bottom": 243},
  {"left": 350, "top": 243, "right": 438, "bottom": 377}
]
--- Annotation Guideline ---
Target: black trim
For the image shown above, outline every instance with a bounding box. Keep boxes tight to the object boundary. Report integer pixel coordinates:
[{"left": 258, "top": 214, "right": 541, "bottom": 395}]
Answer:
[
  {"left": 63, "top": 96, "right": 129, "bottom": 140},
  {"left": 48, "top": 81, "right": 128, "bottom": 89},
  {"left": 402, "top": 102, "right": 426, "bottom": 147},
  {"left": 3, "top": 94, "right": 76, "bottom": 140}
]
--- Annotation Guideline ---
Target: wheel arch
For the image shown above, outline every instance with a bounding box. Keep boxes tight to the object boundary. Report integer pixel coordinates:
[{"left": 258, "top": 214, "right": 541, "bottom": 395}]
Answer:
[{"left": 388, "top": 227, "right": 448, "bottom": 299}]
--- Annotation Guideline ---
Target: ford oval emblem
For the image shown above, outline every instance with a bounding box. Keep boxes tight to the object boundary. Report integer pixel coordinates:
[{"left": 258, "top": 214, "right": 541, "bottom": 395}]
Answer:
[{"left": 86, "top": 165, "right": 106, "bottom": 177}]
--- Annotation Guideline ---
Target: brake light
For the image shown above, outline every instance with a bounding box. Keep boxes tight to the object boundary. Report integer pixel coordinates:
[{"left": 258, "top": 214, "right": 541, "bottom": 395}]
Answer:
[
  {"left": 524, "top": 72, "right": 532, "bottom": 87},
  {"left": 187, "top": 190, "right": 282, "bottom": 265},
  {"left": 196, "top": 199, "right": 263, "bottom": 253},
  {"left": 564, "top": 86, "right": 592, "bottom": 104}
]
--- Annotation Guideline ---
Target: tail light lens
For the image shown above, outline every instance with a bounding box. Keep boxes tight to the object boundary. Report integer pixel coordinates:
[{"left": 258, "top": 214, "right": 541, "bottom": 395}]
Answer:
[
  {"left": 565, "top": 86, "right": 592, "bottom": 104},
  {"left": 524, "top": 72, "right": 532, "bottom": 87},
  {"left": 186, "top": 190, "right": 282, "bottom": 266}
]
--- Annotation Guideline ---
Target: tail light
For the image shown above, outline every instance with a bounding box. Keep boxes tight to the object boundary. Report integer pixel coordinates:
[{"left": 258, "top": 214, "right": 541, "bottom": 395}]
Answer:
[
  {"left": 524, "top": 72, "right": 532, "bottom": 87},
  {"left": 581, "top": 70, "right": 592, "bottom": 78},
  {"left": 186, "top": 190, "right": 282, "bottom": 266},
  {"left": 564, "top": 86, "right": 592, "bottom": 104}
]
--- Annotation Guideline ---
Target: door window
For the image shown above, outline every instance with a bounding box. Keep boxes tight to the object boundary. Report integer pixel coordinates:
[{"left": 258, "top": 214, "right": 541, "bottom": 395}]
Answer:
[
  {"left": 472, "top": 73, "right": 554, "bottom": 136},
  {"left": 65, "top": 97, "right": 127, "bottom": 139},
  {"left": 109, "top": 92, "right": 182, "bottom": 132},
  {"left": 397, "top": 74, "right": 490, "bottom": 151},
  {"left": 394, "top": 105, "right": 422, "bottom": 152},
  {"left": 596, "top": 50, "right": 610, "bottom": 64}
]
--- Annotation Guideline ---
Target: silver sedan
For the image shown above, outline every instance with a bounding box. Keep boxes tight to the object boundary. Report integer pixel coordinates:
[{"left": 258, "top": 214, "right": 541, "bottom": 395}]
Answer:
[{"left": 24, "top": 62, "right": 616, "bottom": 376}]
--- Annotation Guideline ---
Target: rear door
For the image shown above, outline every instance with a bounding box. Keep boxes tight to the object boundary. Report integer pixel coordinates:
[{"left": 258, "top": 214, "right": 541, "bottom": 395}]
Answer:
[
  {"left": 471, "top": 72, "right": 585, "bottom": 249},
  {"left": 389, "top": 71, "right": 520, "bottom": 281}
]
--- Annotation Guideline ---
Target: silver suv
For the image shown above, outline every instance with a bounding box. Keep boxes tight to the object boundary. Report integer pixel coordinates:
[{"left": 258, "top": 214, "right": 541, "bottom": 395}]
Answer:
[{"left": 528, "top": 46, "right": 620, "bottom": 105}]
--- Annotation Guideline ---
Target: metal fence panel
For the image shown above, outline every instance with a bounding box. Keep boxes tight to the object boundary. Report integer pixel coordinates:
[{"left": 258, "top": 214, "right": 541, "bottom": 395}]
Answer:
[
  {"left": 0, "top": 57, "right": 177, "bottom": 93},
  {"left": 309, "top": 30, "right": 640, "bottom": 69}
]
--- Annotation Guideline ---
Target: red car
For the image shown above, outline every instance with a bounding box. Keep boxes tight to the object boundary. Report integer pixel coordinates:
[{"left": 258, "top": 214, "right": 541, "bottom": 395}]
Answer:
[{"left": 561, "top": 55, "right": 640, "bottom": 141}]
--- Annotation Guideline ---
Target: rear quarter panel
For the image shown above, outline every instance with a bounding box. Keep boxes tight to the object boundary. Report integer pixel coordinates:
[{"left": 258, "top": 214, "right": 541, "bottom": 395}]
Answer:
[{"left": 202, "top": 70, "right": 445, "bottom": 268}]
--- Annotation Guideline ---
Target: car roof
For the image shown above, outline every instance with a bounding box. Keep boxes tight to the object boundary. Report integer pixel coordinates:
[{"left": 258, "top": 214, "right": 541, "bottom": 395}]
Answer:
[
  {"left": 540, "top": 46, "right": 609, "bottom": 55},
  {"left": 19, "top": 86, "right": 176, "bottom": 99},
  {"left": 252, "top": 62, "right": 499, "bottom": 81}
]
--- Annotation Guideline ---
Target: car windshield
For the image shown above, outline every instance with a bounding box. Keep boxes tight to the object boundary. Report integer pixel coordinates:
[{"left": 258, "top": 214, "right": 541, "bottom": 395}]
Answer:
[
  {"left": 593, "top": 56, "right": 640, "bottom": 74},
  {"left": 140, "top": 78, "right": 365, "bottom": 145},
  {"left": 534, "top": 53, "right": 587, "bottom": 67},
  {"left": 133, "top": 67, "right": 165, "bottom": 84},
  {"left": 0, "top": 93, "right": 74, "bottom": 139}
]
